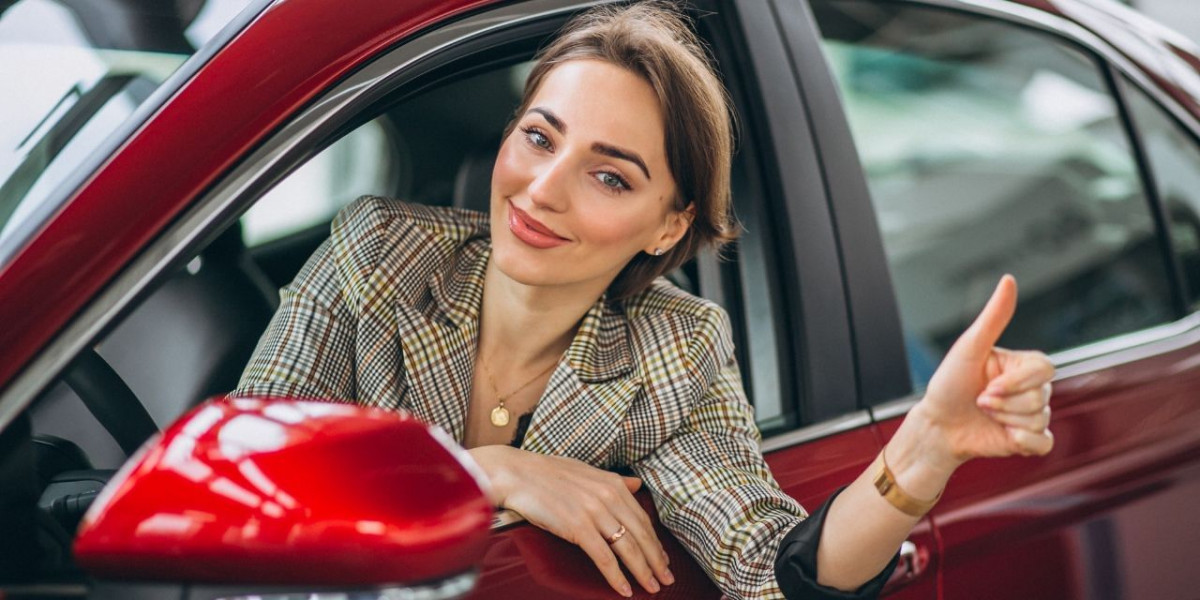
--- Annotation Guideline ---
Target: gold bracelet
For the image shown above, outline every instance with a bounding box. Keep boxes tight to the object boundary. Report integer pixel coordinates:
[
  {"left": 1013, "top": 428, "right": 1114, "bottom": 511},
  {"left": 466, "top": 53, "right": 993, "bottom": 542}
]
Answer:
[{"left": 873, "top": 449, "right": 942, "bottom": 517}]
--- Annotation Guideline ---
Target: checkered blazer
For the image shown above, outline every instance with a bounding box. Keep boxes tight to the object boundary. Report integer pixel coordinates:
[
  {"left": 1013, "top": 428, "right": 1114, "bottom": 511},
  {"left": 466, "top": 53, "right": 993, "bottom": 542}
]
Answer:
[{"left": 236, "top": 197, "right": 808, "bottom": 599}]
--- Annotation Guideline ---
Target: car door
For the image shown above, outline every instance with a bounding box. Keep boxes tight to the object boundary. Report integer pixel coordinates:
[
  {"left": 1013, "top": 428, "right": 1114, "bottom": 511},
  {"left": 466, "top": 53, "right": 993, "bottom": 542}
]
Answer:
[
  {"left": 1, "top": 0, "right": 925, "bottom": 597},
  {"left": 802, "top": 0, "right": 1200, "bottom": 598}
]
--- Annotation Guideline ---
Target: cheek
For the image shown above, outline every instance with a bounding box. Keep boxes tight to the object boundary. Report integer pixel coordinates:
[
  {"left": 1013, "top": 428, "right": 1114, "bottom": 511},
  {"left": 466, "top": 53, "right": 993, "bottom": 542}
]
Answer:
[
  {"left": 573, "top": 202, "right": 659, "bottom": 249},
  {"left": 491, "top": 137, "right": 526, "bottom": 199}
]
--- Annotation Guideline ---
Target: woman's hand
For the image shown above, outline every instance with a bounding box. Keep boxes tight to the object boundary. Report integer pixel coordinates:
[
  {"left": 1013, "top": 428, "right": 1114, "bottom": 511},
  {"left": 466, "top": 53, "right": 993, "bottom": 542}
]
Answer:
[
  {"left": 468, "top": 445, "right": 674, "bottom": 597},
  {"left": 892, "top": 275, "right": 1056, "bottom": 493}
]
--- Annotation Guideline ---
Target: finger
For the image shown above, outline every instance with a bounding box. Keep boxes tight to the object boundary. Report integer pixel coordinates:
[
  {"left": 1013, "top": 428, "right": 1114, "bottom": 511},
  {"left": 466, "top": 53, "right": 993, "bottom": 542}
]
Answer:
[
  {"left": 604, "top": 520, "right": 662, "bottom": 594},
  {"left": 614, "top": 491, "right": 672, "bottom": 583},
  {"left": 1007, "top": 426, "right": 1054, "bottom": 456},
  {"left": 577, "top": 532, "right": 633, "bottom": 598},
  {"left": 623, "top": 476, "right": 643, "bottom": 494},
  {"left": 988, "top": 353, "right": 1055, "bottom": 395},
  {"left": 952, "top": 275, "right": 1018, "bottom": 360},
  {"left": 978, "top": 383, "right": 1051, "bottom": 414},
  {"left": 983, "top": 404, "right": 1051, "bottom": 432}
]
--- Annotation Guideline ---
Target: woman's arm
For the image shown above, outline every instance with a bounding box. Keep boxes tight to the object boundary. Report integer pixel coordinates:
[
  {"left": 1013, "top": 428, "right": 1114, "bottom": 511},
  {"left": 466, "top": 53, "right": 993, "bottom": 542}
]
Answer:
[
  {"left": 631, "top": 307, "right": 806, "bottom": 600},
  {"left": 467, "top": 445, "right": 672, "bottom": 598},
  {"left": 235, "top": 237, "right": 358, "bottom": 400},
  {"left": 814, "top": 275, "right": 1054, "bottom": 591}
]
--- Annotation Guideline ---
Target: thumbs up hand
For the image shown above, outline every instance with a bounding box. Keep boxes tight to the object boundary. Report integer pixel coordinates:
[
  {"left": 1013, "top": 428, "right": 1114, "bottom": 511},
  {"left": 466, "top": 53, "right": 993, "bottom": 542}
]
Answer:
[{"left": 913, "top": 275, "right": 1056, "bottom": 475}]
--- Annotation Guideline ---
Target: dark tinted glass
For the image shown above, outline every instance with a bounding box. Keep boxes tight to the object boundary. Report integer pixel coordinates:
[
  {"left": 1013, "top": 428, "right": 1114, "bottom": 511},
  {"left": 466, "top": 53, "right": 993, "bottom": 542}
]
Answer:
[{"left": 812, "top": 0, "right": 1176, "bottom": 388}]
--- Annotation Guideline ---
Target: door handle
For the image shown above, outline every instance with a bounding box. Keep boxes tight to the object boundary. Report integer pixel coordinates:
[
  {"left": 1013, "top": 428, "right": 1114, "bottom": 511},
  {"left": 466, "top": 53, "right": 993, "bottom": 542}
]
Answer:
[
  {"left": 897, "top": 539, "right": 928, "bottom": 579},
  {"left": 883, "top": 539, "right": 930, "bottom": 594}
]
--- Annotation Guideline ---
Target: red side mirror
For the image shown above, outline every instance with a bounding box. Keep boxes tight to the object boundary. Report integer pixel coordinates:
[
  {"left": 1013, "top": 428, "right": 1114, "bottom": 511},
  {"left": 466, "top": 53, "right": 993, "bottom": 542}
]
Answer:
[{"left": 74, "top": 397, "right": 492, "bottom": 588}]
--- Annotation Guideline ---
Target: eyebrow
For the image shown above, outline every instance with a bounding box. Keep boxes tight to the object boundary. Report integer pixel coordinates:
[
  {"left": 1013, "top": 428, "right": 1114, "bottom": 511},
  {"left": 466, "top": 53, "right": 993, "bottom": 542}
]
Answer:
[
  {"left": 592, "top": 143, "right": 651, "bottom": 181},
  {"left": 526, "top": 107, "right": 652, "bottom": 181}
]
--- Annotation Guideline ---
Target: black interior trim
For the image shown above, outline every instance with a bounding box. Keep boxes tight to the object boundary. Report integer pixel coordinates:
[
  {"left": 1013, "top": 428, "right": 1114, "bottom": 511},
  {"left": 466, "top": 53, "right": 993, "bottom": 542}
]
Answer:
[
  {"left": 694, "top": 0, "right": 799, "bottom": 433},
  {"left": 735, "top": 0, "right": 858, "bottom": 424},
  {"left": 771, "top": 0, "right": 912, "bottom": 409}
]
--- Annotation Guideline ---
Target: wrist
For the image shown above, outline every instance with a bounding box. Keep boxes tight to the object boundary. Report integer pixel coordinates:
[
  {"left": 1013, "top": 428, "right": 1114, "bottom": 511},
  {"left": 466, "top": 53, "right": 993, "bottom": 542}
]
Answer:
[
  {"left": 467, "top": 445, "right": 519, "bottom": 506},
  {"left": 886, "top": 403, "right": 961, "bottom": 501}
]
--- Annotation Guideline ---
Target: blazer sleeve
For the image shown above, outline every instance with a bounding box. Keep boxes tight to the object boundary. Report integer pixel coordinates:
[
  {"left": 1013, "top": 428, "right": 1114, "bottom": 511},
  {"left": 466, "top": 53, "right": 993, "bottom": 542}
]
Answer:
[
  {"left": 630, "top": 306, "right": 805, "bottom": 600},
  {"left": 234, "top": 236, "right": 358, "bottom": 401}
]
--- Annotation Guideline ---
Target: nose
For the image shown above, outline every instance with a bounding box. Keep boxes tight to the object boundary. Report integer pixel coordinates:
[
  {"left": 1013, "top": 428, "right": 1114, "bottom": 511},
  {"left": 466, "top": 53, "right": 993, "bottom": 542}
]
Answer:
[{"left": 527, "top": 154, "right": 571, "bottom": 213}]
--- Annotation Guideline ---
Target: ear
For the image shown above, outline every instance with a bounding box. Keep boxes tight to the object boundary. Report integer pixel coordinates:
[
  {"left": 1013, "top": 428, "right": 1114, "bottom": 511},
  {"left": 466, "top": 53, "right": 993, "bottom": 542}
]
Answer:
[{"left": 646, "top": 203, "right": 695, "bottom": 255}]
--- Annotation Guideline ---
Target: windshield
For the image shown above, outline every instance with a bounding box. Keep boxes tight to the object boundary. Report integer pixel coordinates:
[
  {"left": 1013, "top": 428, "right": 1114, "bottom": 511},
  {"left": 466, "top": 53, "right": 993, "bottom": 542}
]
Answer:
[{"left": 0, "top": 0, "right": 253, "bottom": 247}]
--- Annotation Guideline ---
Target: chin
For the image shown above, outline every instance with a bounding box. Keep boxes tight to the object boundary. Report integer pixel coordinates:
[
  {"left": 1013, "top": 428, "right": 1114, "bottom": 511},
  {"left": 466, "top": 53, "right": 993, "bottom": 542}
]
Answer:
[{"left": 490, "top": 238, "right": 561, "bottom": 287}]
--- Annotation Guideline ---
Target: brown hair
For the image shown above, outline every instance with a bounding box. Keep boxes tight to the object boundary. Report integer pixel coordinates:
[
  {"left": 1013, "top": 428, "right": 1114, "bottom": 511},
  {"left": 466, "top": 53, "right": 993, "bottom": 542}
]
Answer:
[{"left": 505, "top": 1, "right": 739, "bottom": 300}]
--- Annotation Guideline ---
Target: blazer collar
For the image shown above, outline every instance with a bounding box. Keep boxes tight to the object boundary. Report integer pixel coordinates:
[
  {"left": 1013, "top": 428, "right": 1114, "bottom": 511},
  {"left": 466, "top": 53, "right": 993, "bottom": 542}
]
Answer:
[{"left": 395, "top": 238, "right": 638, "bottom": 456}]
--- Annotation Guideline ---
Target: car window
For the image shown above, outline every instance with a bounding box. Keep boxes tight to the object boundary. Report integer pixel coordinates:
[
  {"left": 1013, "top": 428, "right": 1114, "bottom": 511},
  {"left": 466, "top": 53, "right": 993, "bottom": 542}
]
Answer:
[
  {"left": 240, "top": 25, "right": 797, "bottom": 432},
  {"left": 241, "top": 118, "right": 402, "bottom": 246},
  {"left": 811, "top": 0, "right": 1177, "bottom": 389},
  {"left": 0, "top": 0, "right": 252, "bottom": 247},
  {"left": 240, "top": 62, "right": 531, "bottom": 246},
  {"left": 1120, "top": 77, "right": 1200, "bottom": 310}
]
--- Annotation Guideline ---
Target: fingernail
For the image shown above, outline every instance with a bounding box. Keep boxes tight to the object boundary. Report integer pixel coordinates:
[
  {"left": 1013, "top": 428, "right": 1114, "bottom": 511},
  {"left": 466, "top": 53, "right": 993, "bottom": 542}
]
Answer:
[
  {"left": 620, "top": 583, "right": 632, "bottom": 597},
  {"left": 648, "top": 579, "right": 661, "bottom": 593},
  {"left": 662, "top": 569, "right": 675, "bottom": 585}
]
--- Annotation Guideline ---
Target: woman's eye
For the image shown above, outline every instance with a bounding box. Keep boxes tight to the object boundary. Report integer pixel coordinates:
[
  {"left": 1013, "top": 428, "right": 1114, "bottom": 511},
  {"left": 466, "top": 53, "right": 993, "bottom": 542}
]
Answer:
[
  {"left": 596, "top": 171, "right": 631, "bottom": 192},
  {"left": 523, "top": 127, "right": 551, "bottom": 150}
]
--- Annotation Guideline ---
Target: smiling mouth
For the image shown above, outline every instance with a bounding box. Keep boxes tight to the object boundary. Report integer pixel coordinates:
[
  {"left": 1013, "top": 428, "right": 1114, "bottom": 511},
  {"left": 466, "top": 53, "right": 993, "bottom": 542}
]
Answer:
[{"left": 508, "top": 201, "right": 570, "bottom": 249}]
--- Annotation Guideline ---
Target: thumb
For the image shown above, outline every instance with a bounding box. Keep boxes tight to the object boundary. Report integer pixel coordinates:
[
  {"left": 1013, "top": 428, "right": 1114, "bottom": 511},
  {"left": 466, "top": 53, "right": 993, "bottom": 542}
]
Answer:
[
  {"left": 953, "top": 275, "right": 1017, "bottom": 359},
  {"left": 623, "top": 476, "right": 643, "bottom": 494}
]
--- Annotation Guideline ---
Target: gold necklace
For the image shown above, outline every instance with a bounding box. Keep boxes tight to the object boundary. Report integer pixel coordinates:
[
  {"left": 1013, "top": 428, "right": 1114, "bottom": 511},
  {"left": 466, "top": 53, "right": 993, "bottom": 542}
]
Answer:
[{"left": 481, "top": 358, "right": 559, "bottom": 427}]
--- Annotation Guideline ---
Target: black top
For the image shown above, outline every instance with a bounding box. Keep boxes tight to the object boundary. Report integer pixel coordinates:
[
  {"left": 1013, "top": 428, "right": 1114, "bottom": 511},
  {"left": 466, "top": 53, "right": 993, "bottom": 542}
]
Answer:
[
  {"left": 775, "top": 487, "right": 900, "bottom": 599},
  {"left": 508, "top": 411, "right": 534, "bottom": 448}
]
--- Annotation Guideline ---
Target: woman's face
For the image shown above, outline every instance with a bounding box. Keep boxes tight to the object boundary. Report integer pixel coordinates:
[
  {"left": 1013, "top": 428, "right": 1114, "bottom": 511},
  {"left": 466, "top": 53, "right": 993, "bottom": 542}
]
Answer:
[{"left": 489, "top": 59, "right": 688, "bottom": 294}]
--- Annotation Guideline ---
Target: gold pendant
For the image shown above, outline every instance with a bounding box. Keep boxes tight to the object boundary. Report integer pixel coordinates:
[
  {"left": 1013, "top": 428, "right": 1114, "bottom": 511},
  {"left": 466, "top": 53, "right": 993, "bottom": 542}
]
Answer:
[{"left": 490, "top": 405, "right": 510, "bottom": 427}]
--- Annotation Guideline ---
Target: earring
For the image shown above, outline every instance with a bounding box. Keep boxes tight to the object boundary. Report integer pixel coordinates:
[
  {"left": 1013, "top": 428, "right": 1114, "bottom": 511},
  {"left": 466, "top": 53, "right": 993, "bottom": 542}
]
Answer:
[{"left": 653, "top": 247, "right": 665, "bottom": 256}]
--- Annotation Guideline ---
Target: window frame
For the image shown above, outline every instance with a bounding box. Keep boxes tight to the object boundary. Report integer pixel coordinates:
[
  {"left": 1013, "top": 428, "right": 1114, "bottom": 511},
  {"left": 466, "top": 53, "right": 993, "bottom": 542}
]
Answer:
[{"left": 733, "top": 0, "right": 862, "bottom": 429}]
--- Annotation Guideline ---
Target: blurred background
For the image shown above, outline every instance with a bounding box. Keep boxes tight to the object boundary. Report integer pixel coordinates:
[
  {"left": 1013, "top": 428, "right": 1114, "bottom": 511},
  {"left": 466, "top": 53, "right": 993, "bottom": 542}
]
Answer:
[{"left": 1133, "top": 0, "right": 1200, "bottom": 43}]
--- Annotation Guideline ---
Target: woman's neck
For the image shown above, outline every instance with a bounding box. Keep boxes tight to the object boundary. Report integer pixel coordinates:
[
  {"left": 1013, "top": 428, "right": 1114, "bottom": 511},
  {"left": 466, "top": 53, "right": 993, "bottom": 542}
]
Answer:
[{"left": 477, "top": 258, "right": 607, "bottom": 370}]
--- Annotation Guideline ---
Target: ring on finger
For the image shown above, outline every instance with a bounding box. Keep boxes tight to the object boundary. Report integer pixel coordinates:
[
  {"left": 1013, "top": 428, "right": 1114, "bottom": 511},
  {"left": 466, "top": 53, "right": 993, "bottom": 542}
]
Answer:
[{"left": 605, "top": 524, "right": 627, "bottom": 545}]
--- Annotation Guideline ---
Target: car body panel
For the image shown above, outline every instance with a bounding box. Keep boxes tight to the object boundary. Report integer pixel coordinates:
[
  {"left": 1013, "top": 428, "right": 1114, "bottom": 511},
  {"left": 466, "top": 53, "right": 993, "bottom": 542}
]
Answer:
[{"left": 875, "top": 334, "right": 1200, "bottom": 598}]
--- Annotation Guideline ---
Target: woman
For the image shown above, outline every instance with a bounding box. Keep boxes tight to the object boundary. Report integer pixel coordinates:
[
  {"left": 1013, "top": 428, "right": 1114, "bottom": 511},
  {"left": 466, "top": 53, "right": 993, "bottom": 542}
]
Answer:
[{"left": 236, "top": 3, "right": 1055, "bottom": 599}]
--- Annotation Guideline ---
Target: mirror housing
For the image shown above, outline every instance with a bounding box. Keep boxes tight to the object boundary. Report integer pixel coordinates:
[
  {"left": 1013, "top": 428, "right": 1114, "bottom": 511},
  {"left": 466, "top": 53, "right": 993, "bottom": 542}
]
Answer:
[{"left": 74, "top": 397, "right": 492, "bottom": 588}]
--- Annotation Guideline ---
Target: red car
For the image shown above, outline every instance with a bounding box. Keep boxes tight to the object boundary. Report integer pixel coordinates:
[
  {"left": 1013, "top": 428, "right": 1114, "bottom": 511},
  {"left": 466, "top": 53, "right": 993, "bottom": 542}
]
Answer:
[{"left": 3, "top": 0, "right": 1200, "bottom": 598}]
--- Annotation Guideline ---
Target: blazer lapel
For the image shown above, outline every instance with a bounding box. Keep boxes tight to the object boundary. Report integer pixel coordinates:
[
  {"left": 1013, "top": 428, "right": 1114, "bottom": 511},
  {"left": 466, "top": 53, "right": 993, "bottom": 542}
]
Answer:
[
  {"left": 521, "top": 299, "right": 641, "bottom": 467},
  {"left": 393, "top": 240, "right": 489, "bottom": 443}
]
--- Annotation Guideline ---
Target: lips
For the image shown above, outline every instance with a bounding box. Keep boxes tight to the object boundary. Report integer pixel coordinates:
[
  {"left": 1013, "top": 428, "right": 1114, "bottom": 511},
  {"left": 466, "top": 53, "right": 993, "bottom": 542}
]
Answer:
[{"left": 508, "top": 201, "right": 570, "bottom": 249}]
